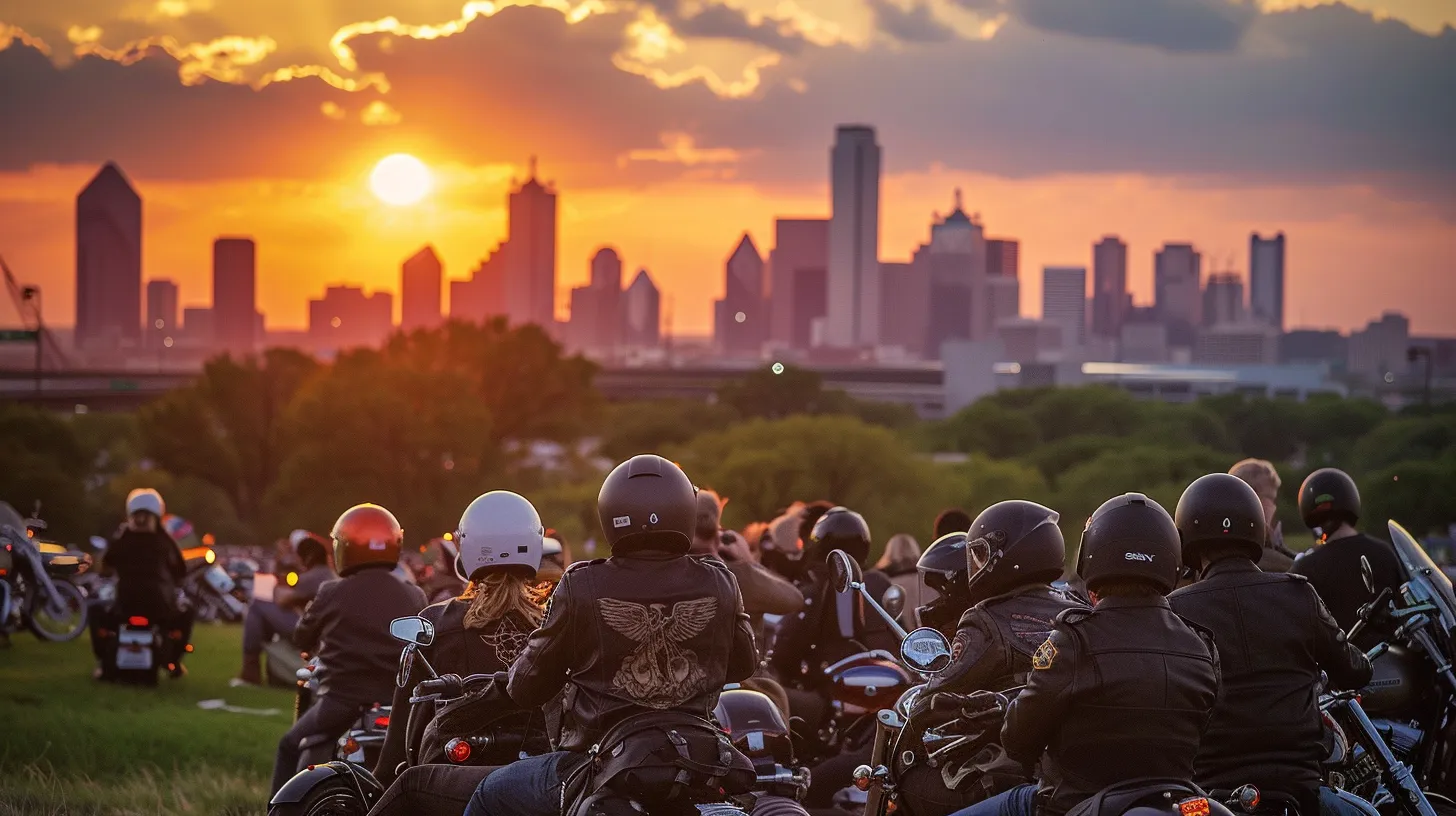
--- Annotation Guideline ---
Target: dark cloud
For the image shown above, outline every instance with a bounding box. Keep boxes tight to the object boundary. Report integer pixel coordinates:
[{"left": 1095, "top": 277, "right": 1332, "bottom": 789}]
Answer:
[
  {"left": 866, "top": 0, "right": 956, "bottom": 43},
  {"left": 0, "top": 1, "right": 1451, "bottom": 213},
  {"left": 673, "top": 5, "right": 808, "bottom": 54},
  {"left": 1011, "top": 0, "right": 1258, "bottom": 52}
]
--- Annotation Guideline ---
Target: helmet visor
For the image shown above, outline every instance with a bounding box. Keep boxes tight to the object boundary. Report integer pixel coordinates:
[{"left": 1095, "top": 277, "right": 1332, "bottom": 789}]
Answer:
[{"left": 967, "top": 529, "right": 1005, "bottom": 572}]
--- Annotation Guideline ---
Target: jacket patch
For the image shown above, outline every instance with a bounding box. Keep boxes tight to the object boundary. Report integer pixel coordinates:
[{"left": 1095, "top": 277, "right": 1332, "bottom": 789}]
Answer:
[
  {"left": 1032, "top": 636, "right": 1058, "bottom": 671},
  {"left": 599, "top": 596, "right": 717, "bottom": 709},
  {"left": 481, "top": 616, "right": 530, "bottom": 665}
]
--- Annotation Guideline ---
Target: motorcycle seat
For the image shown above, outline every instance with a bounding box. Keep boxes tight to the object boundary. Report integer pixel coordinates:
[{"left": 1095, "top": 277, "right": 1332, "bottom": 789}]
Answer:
[{"left": 40, "top": 550, "right": 89, "bottom": 576}]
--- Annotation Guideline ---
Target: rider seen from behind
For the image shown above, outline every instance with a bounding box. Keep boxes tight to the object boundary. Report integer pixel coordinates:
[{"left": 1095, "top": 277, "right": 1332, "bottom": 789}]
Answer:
[{"left": 465, "top": 454, "right": 757, "bottom": 816}]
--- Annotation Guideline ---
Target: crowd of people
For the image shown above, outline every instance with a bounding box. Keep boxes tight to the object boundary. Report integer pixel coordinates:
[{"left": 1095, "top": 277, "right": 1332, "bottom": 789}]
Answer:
[{"left": 82, "top": 452, "right": 1408, "bottom": 816}]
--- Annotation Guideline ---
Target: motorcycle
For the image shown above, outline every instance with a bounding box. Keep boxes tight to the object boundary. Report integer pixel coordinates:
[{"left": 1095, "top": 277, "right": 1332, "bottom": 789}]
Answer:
[
  {"left": 181, "top": 545, "right": 247, "bottom": 623},
  {"left": 95, "top": 613, "right": 185, "bottom": 686},
  {"left": 0, "top": 502, "right": 90, "bottom": 643},
  {"left": 715, "top": 684, "right": 813, "bottom": 813}
]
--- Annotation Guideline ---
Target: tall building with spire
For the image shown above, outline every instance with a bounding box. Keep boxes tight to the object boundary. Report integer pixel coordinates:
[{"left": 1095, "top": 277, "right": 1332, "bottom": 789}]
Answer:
[
  {"left": 506, "top": 156, "right": 558, "bottom": 328},
  {"left": 715, "top": 233, "right": 765, "bottom": 356},
  {"left": 622, "top": 269, "right": 661, "bottom": 347},
  {"left": 826, "top": 125, "right": 881, "bottom": 348},
  {"left": 401, "top": 245, "right": 443, "bottom": 331},
  {"left": 914, "top": 189, "right": 987, "bottom": 360},
  {"left": 568, "top": 247, "right": 624, "bottom": 353},
  {"left": 75, "top": 163, "right": 142, "bottom": 348}
]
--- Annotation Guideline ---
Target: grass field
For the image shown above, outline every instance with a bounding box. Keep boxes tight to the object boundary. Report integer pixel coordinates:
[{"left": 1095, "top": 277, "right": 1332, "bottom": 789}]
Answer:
[{"left": 0, "top": 623, "right": 297, "bottom": 815}]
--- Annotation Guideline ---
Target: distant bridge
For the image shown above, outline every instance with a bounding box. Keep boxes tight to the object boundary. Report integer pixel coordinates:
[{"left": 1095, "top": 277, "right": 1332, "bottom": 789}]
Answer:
[{"left": 0, "top": 366, "right": 948, "bottom": 416}]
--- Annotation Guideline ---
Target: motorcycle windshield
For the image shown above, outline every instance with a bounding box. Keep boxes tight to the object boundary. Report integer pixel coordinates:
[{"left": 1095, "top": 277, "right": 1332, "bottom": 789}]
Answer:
[{"left": 1388, "top": 520, "right": 1456, "bottom": 635}]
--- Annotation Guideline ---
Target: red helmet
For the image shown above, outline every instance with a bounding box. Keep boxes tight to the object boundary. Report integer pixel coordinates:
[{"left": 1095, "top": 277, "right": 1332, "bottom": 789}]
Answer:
[{"left": 331, "top": 504, "right": 403, "bottom": 576}]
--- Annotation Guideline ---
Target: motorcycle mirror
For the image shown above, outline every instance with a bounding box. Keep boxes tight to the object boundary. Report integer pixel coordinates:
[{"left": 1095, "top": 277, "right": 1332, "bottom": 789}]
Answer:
[
  {"left": 397, "top": 645, "right": 416, "bottom": 688},
  {"left": 389, "top": 616, "right": 435, "bottom": 646},
  {"left": 829, "top": 549, "right": 858, "bottom": 594},
  {"left": 881, "top": 585, "right": 906, "bottom": 620},
  {"left": 901, "top": 627, "right": 953, "bottom": 674},
  {"left": 1360, "top": 555, "right": 1374, "bottom": 595},
  {"left": 89, "top": 536, "right": 108, "bottom": 550}
]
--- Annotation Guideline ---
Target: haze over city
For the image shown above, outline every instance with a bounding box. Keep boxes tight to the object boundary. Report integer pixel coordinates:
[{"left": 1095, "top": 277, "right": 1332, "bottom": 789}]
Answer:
[{"left": 1, "top": 0, "right": 1454, "bottom": 340}]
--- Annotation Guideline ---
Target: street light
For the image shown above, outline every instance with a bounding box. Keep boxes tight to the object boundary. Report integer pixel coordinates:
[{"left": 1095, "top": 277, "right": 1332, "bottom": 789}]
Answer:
[{"left": 1408, "top": 346, "right": 1433, "bottom": 411}]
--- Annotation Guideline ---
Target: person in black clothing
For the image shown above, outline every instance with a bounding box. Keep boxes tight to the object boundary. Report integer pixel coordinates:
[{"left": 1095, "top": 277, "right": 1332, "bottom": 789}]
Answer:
[
  {"left": 934, "top": 508, "right": 974, "bottom": 541},
  {"left": 949, "top": 493, "right": 1220, "bottom": 816},
  {"left": 892, "top": 501, "right": 1083, "bottom": 816},
  {"left": 1169, "top": 473, "right": 1372, "bottom": 816},
  {"left": 270, "top": 503, "right": 427, "bottom": 795},
  {"left": 367, "top": 491, "right": 552, "bottom": 816},
  {"left": 89, "top": 488, "right": 193, "bottom": 679},
  {"left": 1290, "top": 468, "right": 1405, "bottom": 648},
  {"left": 466, "top": 454, "right": 757, "bottom": 816}
]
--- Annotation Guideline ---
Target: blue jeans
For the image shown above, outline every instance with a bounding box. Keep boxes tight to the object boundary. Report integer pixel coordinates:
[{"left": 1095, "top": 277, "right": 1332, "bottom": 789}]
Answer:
[
  {"left": 243, "top": 600, "right": 299, "bottom": 656},
  {"left": 465, "top": 751, "right": 573, "bottom": 816},
  {"left": 950, "top": 783, "right": 1038, "bottom": 816},
  {"left": 1320, "top": 786, "right": 1375, "bottom": 816}
]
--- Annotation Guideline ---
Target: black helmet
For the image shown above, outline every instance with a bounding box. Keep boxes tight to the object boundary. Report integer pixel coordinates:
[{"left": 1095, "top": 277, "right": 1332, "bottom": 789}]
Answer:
[
  {"left": 1175, "top": 473, "right": 1265, "bottom": 570},
  {"left": 807, "top": 506, "right": 871, "bottom": 566},
  {"left": 597, "top": 454, "right": 697, "bottom": 555},
  {"left": 1077, "top": 493, "right": 1181, "bottom": 595},
  {"left": 964, "top": 501, "right": 1066, "bottom": 605},
  {"left": 1299, "top": 468, "right": 1360, "bottom": 533},
  {"left": 916, "top": 532, "right": 971, "bottom": 632}
]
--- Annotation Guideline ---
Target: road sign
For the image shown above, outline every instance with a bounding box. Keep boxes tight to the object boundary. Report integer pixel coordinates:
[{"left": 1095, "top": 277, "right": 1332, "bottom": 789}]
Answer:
[{"left": 0, "top": 329, "right": 38, "bottom": 342}]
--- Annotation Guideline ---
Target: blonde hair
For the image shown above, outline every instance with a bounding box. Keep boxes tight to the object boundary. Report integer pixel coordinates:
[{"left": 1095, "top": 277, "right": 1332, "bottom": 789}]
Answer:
[
  {"left": 1230, "top": 458, "right": 1281, "bottom": 499},
  {"left": 461, "top": 572, "right": 548, "bottom": 631},
  {"left": 876, "top": 534, "right": 922, "bottom": 574}
]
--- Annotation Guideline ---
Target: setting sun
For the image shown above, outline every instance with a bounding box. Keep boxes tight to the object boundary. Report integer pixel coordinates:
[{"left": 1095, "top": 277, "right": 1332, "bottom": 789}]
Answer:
[{"left": 370, "top": 153, "right": 432, "bottom": 206}]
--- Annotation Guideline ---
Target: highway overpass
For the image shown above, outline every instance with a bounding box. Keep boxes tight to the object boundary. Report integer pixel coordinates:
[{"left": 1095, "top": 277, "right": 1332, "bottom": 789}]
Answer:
[{"left": 0, "top": 366, "right": 948, "bottom": 416}]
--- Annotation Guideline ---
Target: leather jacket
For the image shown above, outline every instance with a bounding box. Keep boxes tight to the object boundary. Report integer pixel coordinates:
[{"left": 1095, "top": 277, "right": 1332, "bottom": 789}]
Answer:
[
  {"left": 924, "top": 584, "right": 1085, "bottom": 696},
  {"left": 1001, "top": 595, "right": 1220, "bottom": 816},
  {"left": 293, "top": 565, "right": 427, "bottom": 703},
  {"left": 1291, "top": 532, "right": 1405, "bottom": 649},
  {"left": 1170, "top": 557, "right": 1372, "bottom": 803},
  {"left": 376, "top": 598, "right": 545, "bottom": 785},
  {"left": 103, "top": 528, "right": 185, "bottom": 619},
  {"left": 769, "top": 567, "right": 897, "bottom": 686},
  {"left": 507, "top": 550, "right": 757, "bottom": 751}
]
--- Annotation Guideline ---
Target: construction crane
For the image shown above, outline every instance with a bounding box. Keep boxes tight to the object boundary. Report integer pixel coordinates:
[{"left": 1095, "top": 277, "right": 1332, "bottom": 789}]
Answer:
[{"left": 1, "top": 254, "right": 69, "bottom": 370}]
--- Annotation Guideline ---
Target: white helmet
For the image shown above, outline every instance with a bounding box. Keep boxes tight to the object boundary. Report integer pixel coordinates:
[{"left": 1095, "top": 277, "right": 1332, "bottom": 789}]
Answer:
[
  {"left": 454, "top": 491, "right": 544, "bottom": 581},
  {"left": 125, "top": 488, "right": 165, "bottom": 518}
]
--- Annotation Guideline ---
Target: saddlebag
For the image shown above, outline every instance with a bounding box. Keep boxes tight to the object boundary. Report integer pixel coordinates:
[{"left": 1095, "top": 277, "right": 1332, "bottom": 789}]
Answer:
[
  {"left": 418, "top": 673, "right": 540, "bottom": 764},
  {"left": 564, "top": 710, "right": 755, "bottom": 815}
]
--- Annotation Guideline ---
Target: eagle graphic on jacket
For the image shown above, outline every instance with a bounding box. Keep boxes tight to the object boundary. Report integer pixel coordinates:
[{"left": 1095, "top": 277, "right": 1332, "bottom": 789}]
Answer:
[{"left": 598, "top": 596, "right": 718, "bottom": 708}]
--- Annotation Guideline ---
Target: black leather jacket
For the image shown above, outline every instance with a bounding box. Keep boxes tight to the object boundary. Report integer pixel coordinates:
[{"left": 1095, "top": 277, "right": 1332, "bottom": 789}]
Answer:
[
  {"left": 103, "top": 528, "right": 185, "bottom": 619},
  {"left": 924, "top": 584, "right": 1085, "bottom": 696},
  {"left": 1291, "top": 532, "right": 1405, "bottom": 649},
  {"left": 293, "top": 566, "right": 426, "bottom": 703},
  {"left": 507, "top": 551, "right": 757, "bottom": 751},
  {"left": 769, "top": 567, "right": 896, "bottom": 686},
  {"left": 375, "top": 598, "right": 544, "bottom": 785},
  {"left": 1169, "top": 557, "right": 1372, "bottom": 803},
  {"left": 1001, "top": 595, "right": 1220, "bottom": 816}
]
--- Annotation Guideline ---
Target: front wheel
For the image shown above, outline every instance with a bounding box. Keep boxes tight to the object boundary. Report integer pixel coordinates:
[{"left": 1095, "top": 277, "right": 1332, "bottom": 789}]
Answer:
[
  {"left": 28, "top": 581, "right": 87, "bottom": 642},
  {"left": 268, "top": 778, "right": 369, "bottom": 816}
]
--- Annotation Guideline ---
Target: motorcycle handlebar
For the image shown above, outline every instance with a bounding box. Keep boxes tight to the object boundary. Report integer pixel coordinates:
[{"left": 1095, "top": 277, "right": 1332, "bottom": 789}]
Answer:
[{"left": 1347, "top": 587, "right": 1394, "bottom": 643}]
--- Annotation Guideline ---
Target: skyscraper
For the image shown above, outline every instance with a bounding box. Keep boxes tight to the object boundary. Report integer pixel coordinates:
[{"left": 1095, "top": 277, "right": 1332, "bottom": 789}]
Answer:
[
  {"left": 401, "top": 245, "right": 443, "bottom": 331},
  {"left": 506, "top": 157, "right": 557, "bottom": 328},
  {"left": 826, "top": 125, "right": 881, "bottom": 348},
  {"left": 715, "top": 234, "right": 765, "bottom": 356},
  {"left": 984, "top": 275, "right": 1020, "bottom": 334},
  {"left": 75, "top": 163, "right": 142, "bottom": 348},
  {"left": 1202, "top": 272, "right": 1245, "bottom": 327},
  {"left": 1091, "top": 236, "right": 1129, "bottom": 339},
  {"left": 568, "top": 247, "right": 624, "bottom": 353},
  {"left": 1042, "top": 266, "right": 1088, "bottom": 347},
  {"left": 308, "top": 285, "right": 393, "bottom": 350},
  {"left": 1250, "top": 232, "right": 1286, "bottom": 330},
  {"left": 212, "top": 237, "right": 256, "bottom": 354},
  {"left": 622, "top": 269, "right": 661, "bottom": 347},
  {"left": 985, "top": 239, "right": 1019, "bottom": 279},
  {"left": 1154, "top": 242, "right": 1202, "bottom": 344},
  {"left": 879, "top": 261, "right": 929, "bottom": 356},
  {"left": 146, "top": 279, "right": 178, "bottom": 349},
  {"left": 451, "top": 244, "right": 510, "bottom": 324},
  {"left": 915, "top": 190, "right": 988, "bottom": 360},
  {"left": 768, "top": 218, "right": 828, "bottom": 349}
]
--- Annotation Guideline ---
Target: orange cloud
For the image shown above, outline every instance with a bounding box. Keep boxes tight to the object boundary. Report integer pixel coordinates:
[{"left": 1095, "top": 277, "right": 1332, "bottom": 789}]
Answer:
[
  {"left": 360, "top": 99, "right": 402, "bottom": 125},
  {"left": 621, "top": 132, "right": 749, "bottom": 166},
  {"left": 0, "top": 23, "right": 52, "bottom": 55}
]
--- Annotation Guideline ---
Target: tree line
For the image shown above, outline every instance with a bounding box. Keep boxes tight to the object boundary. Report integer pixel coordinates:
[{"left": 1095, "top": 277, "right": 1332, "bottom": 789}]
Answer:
[{"left": 3, "top": 319, "right": 1454, "bottom": 557}]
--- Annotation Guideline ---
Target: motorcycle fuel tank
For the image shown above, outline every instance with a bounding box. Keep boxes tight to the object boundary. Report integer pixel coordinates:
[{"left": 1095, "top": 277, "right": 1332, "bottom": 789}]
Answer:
[{"left": 826, "top": 654, "right": 913, "bottom": 715}]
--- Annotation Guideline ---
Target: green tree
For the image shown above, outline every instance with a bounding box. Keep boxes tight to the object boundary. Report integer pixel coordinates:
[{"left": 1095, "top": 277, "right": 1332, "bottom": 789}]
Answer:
[
  {"left": 1349, "top": 415, "right": 1456, "bottom": 475},
  {"left": 1296, "top": 395, "right": 1388, "bottom": 466},
  {"left": 932, "top": 400, "right": 1042, "bottom": 459},
  {"left": 138, "top": 348, "right": 318, "bottom": 534},
  {"left": 1362, "top": 457, "right": 1456, "bottom": 538},
  {"left": 944, "top": 455, "right": 1051, "bottom": 519},
  {"left": 0, "top": 404, "right": 88, "bottom": 542},
  {"left": 383, "top": 319, "right": 600, "bottom": 444},
  {"left": 264, "top": 350, "right": 497, "bottom": 546},
  {"left": 1025, "top": 386, "right": 1143, "bottom": 442},
  {"left": 1051, "top": 445, "right": 1229, "bottom": 546},
  {"left": 1022, "top": 435, "right": 1123, "bottom": 487},
  {"left": 1137, "top": 402, "right": 1236, "bottom": 453},
  {"left": 1199, "top": 395, "right": 1303, "bottom": 461},
  {"left": 597, "top": 400, "right": 739, "bottom": 463}
]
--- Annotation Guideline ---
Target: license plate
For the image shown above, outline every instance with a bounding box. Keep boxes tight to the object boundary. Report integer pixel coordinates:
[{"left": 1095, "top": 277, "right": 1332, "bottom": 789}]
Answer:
[
  {"left": 204, "top": 565, "right": 235, "bottom": 593},
  {"left": 116, "top": 643, "right": 153, "bottom": 670}
]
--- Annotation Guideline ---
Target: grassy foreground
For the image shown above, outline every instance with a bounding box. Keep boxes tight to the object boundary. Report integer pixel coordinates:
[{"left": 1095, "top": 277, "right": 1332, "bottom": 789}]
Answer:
[{"left": 0, "top": 623, "right": 296, "bottom": 815}]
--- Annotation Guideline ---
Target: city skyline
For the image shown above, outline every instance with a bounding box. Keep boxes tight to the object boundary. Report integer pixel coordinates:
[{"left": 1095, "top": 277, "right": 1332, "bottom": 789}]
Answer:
[{"left": 1, "top": 0, "right": 1453, "bottom": 336}]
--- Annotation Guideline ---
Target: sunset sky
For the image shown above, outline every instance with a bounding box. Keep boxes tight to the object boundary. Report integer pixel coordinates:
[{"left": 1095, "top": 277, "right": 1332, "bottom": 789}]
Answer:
[{"left": 1, "top": 0, "right": 1453, "bottom": 336}]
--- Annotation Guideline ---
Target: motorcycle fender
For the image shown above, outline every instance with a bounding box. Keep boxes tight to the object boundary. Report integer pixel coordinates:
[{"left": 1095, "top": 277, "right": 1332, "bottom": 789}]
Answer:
[{"left": 269, "top": 761, "right": 382, "bottom": 805}]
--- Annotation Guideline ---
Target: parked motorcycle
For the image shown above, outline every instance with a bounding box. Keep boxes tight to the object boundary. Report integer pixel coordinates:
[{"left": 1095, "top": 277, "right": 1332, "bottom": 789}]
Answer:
[
  {"left": 181, "top": 545, "right": 248, "bottom": 623},
  {"left": 0, "top": 502, "right": 90, "bottom": 643}
]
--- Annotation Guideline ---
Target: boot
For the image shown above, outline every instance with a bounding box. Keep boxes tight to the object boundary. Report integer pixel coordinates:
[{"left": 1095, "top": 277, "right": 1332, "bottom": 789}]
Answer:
[{"left": 231, "top": 652, "right": 262, "bottom": 687}]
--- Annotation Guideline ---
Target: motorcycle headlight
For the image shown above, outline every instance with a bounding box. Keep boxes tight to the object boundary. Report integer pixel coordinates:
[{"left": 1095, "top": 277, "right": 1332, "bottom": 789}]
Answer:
[{"left": 896, "top": 685, "right": 923, "bottom": 718}]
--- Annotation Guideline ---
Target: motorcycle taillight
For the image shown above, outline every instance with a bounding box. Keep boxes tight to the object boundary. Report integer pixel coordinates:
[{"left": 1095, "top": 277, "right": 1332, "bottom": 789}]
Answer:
[
  {"left": 373, "top": 715, "right": 390, "bottom": 729},
  {"left": 128, "top": 616, "right": 150, "bottom": 626},
  {"left": 446, "top": 738, "right": 472, "bottom": 763}
]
